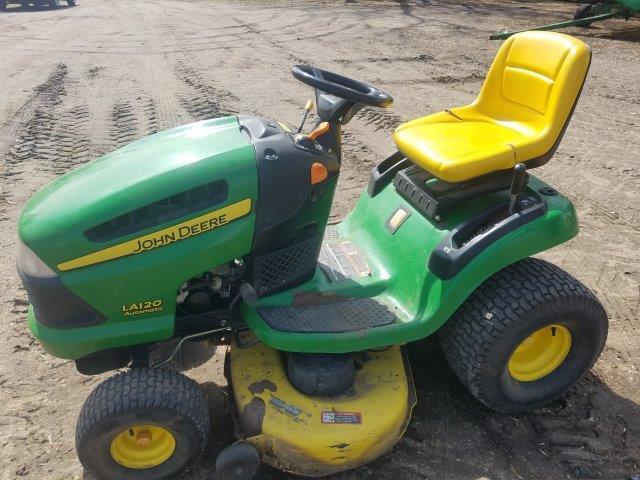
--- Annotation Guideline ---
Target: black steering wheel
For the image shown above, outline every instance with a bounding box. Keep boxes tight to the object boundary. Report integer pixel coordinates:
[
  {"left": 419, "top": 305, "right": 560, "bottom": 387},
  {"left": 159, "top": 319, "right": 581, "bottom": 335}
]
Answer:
[{"left": 292, "top": 65, "right": 393, "bottom": 108}]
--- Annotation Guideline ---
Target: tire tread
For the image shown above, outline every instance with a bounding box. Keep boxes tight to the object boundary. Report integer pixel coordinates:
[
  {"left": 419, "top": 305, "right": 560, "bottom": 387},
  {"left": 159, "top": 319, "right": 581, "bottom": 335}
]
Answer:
[
  {"left": 76, "top": 368, "right": 209, "bottom": 479},
  {"left": 439, "top": 257, "right": 607, "bottom": 412}
]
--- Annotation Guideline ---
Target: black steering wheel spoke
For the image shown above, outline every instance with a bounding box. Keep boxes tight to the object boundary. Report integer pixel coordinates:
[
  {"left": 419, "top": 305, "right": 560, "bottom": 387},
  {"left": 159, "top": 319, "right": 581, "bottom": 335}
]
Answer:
[{"left": 292, "top": 65, "right": 393, "bottom": 109}]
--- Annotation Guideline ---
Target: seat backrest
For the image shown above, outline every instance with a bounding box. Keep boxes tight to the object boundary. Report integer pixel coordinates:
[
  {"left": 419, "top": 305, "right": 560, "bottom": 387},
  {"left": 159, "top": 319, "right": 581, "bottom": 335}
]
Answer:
[{"left": 472, "top": 31, "right": 591, "bottom": 162}]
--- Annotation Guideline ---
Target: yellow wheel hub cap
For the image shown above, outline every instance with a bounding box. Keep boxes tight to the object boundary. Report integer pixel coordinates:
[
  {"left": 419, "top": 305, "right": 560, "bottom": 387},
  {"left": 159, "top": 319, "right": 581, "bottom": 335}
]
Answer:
[
  {"left": 508, "top": 325, "right": 572, "bottom": 382},
  {"left": 110, "top": 425, "right": 175, "bottom": 469}
]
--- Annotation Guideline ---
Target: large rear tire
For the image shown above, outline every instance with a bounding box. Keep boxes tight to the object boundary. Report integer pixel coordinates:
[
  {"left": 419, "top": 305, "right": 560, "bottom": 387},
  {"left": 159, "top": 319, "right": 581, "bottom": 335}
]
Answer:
[
  {"left": 439, "top": 258, "right": 607, "bottom": 413},
  {"left": 76, "top": 368, "right": 210, "bottom": 480}
]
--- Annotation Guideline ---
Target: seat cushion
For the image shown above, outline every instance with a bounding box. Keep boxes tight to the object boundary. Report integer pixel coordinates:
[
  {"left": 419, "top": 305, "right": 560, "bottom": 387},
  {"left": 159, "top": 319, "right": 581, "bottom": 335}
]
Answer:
[
  {"left": 393, "top": 112, "right": 524, "bottom": 183},
  {"left": 392, "top": 32, "right": 591, "bottom": 183}
]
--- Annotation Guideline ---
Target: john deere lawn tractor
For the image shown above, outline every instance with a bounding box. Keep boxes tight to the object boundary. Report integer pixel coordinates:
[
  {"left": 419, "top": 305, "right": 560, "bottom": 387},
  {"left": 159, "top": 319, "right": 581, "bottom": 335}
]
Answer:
[{"left": 17, "top": 31, "right": 608, "bottom": 480}]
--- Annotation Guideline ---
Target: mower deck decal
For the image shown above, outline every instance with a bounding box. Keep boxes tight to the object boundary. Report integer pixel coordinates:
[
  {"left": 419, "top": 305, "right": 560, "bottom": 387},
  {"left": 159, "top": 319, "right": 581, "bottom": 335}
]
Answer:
[
  {"left": 321, "top": 411, "right": 362, "bottom": 425},
  {"left": 57, "top": 199, "right": 252, "bottom": 271}
]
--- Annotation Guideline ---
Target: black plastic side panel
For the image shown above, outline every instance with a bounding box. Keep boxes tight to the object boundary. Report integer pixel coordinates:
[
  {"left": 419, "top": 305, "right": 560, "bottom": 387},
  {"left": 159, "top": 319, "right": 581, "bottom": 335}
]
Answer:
[
  {"left": 17, "top": 271, "right": 107, "bottom": 328},
  {"left": 238, "top": 115, "right": 339, "bottom": 251},
  {"left": 428, "top": 193, "right": 548, "bottom": 280},
  {"left": 393, "top": 165, "right": 515, "bottom": 221},
  {"left": 367, "top": 151, "right": 411, "bottom": 197}
]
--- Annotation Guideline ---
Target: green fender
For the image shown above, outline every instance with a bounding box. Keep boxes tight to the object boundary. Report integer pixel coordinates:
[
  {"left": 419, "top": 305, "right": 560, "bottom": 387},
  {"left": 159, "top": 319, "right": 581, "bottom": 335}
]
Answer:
[{"left": 242, "top": 174, "right": 578, "bottom": 352}]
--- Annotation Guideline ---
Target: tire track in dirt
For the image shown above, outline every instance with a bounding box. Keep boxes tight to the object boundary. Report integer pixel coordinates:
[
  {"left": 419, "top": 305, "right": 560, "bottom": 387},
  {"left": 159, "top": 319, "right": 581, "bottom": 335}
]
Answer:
[
  {"left": 356, "top": 107, "right": 403, "bottom": 132},
  {"left": 6, "top": 63, "right": 68, "bottom": 168},
  {"left": 334, "top": 53, "right": 435, "bottom": 66},
  {"left": 159, "top": 10, "right": 242, "bottom": 123},
  {"left": 524, "top": 375, "right": 638, "bottom": 479},
  {"left": 136, "top": 1, "right": 186, "bottom": 131},
  {"left": 174, "top": 60, "right": 239, "bottom": 122},
  {"left": 144, "top": 96, "right": 159, "bottom": 135},
  {"left": 51, "top": 104, "right": 92, "bottom": 174},
  {"left": 5, "top": 63, "right": 93, "bottom": 176},
  {"left": 109, "top": 100, "right": 139, "bottom": 148}
]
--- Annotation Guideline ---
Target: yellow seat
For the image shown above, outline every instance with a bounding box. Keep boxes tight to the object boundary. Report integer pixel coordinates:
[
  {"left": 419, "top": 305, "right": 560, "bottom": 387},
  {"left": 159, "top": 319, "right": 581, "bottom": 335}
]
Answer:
[{"left": 393, "top": 32, "right": 591, "bottom": 183}]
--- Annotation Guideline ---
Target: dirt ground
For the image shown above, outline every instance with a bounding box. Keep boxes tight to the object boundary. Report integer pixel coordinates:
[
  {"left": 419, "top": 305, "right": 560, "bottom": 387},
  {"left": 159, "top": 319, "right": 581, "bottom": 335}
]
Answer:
[{"left": 0, "top": 0, "right": 638, "bottom": 479}]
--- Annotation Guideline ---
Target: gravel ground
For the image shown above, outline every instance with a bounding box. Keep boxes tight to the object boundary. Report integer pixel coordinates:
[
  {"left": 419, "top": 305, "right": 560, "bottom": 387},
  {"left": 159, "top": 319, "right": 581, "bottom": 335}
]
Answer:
[{"left": 0, "top": 1, "right": 638, "bottom": 479}]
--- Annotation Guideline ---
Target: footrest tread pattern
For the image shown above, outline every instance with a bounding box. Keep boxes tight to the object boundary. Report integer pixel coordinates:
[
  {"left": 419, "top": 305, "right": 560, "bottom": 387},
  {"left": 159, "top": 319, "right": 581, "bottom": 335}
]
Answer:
[{"left": 257, "top": 298, "right": 396, "bottom": 333}]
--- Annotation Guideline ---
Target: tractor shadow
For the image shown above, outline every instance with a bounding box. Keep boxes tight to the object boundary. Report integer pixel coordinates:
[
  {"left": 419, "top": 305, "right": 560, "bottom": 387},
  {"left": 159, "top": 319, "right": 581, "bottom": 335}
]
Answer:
[
  {"left": 361, "top": 339, "right": 639, "bottom": 480},
  {"left": 578, "top": 23, "right": 640, "bottom": 43},
  {"left": 403, "top": 340, "right": 638, "bottom": 479}
]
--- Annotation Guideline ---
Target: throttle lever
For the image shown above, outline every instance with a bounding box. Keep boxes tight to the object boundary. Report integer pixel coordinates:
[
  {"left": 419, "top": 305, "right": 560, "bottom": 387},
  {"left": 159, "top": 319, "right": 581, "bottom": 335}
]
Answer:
[{"left": 297, "top": 99, "right": 315, "bottom": 133}]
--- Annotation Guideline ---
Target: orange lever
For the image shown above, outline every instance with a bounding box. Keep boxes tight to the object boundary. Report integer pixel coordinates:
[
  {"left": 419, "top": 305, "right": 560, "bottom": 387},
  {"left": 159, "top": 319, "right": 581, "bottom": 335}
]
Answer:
[{"left": 308, "top": 122, "right": 330, "bottom": 141}]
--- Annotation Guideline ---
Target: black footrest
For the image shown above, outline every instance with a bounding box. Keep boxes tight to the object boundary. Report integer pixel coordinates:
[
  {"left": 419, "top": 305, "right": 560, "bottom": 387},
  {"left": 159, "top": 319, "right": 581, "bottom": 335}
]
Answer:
[{"left": 257, "top": 298, "right": 396, "bottom": 334}]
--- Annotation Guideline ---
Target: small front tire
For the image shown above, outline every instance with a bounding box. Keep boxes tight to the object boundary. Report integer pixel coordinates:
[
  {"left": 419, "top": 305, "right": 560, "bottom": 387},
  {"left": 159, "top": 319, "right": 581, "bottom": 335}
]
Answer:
[
  {"left": 216, "top": 442, "right": 260, "bottom": 480},
  {"left": 76, "top": 368, "right": 210, "bottom": 480},
  {"left": 439, "top": 258, "right": 608, "bottom": 413}
]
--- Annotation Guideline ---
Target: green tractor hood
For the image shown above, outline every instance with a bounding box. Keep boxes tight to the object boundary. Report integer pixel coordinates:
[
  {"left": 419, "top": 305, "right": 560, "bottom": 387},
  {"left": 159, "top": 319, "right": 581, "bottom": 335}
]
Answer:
[
  {"left": 20, "top": 116, "right": 256, "bottom": 269},
  {"left": 18, "top": 116, "right": 258, "bottom": 358}
]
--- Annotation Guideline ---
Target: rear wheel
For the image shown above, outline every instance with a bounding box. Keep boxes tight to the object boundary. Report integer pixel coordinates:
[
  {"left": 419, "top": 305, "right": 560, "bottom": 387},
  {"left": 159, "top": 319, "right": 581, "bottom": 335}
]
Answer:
[
  {"left": 66, "top": 0, "right": 75, "bottom": 5},
  {"left": 49, "top": 0, "right": 60, "bottom": 7},
  {"left": 439, "top": 258, "right": 608, "bottom": 413},
  {"left": 76, "top": 368, "right": 210, "bottom": 480}
]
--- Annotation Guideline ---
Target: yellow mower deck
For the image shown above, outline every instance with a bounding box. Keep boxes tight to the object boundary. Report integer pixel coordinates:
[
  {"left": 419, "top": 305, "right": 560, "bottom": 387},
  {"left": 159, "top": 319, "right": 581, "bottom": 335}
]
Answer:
[{"left": 228, "top": 343, "right": 415, "bottom": 476}]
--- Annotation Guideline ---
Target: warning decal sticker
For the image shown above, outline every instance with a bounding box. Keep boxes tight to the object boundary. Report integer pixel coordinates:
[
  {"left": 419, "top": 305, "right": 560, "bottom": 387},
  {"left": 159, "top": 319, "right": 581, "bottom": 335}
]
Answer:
[{"left": 321, "top": 411, "right": 362, "bottom": 425}]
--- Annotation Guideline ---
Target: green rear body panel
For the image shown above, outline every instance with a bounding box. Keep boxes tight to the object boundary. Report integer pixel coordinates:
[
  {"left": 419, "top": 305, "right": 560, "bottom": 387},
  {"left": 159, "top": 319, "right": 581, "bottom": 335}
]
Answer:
[
  {"left": 21, "top": 117, "right": 258, "bottom": 358},
  {"left": 242, "top": 175, "right": 578, "bottom": 353}
]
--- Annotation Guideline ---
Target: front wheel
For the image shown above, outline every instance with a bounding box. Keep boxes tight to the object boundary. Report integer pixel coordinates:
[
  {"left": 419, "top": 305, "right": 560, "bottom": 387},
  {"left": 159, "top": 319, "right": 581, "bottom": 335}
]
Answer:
[
  {"left": 439, "top": 258, "right": 608, "bottom": 413},
  {"left": 76, "top": 368, "right": 210, "bottom": 480},
  {"left": 66, "top": 0, "right": 75, "bottom": 5}
]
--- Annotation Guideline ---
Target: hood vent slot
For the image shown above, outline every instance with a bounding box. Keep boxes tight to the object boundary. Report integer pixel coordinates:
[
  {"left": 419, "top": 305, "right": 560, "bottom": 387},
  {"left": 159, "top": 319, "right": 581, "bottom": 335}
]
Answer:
[{"left": 84, "top": 180, "right": 228, "bottom": 242}]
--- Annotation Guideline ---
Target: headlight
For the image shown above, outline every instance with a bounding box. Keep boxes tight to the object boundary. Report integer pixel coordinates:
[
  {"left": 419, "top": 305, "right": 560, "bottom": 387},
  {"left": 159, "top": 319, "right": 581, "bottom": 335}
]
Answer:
[{"left": 16, "top": 239, "right": 57, "bottom": 279}]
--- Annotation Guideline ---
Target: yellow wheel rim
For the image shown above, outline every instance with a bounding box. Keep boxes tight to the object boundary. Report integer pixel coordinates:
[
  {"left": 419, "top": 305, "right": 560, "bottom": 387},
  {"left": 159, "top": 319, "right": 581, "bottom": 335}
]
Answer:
[
  {"left": 508, "top": 325, "right": 572, "bottom": 382},
  {"left": 110, "top": 425, "right": 176, "bottom": 469}
]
